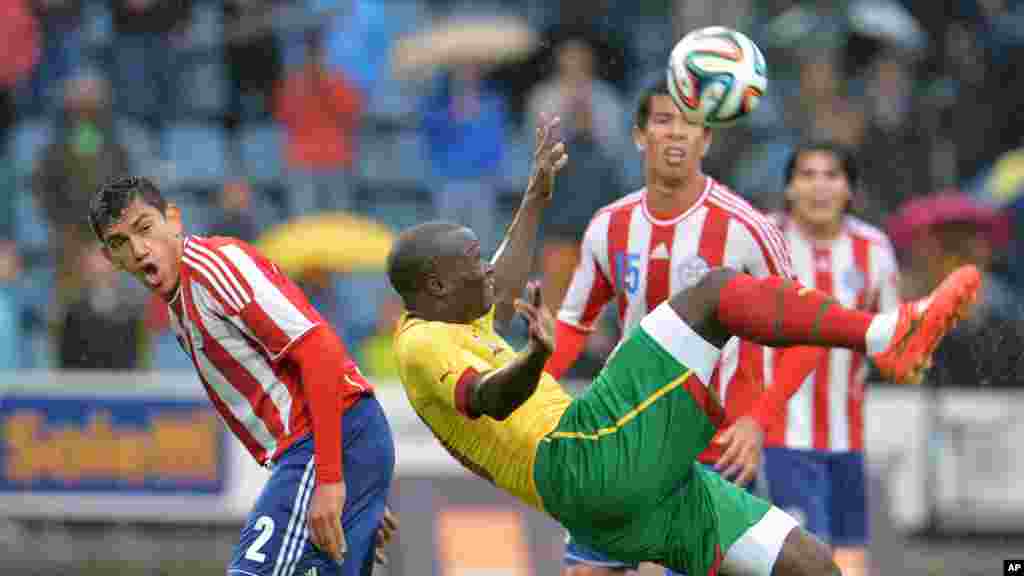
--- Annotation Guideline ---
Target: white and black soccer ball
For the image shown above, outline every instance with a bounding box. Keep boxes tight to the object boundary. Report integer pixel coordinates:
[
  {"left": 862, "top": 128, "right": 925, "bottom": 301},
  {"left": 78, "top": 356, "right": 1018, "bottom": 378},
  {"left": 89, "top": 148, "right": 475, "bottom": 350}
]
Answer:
[{"left": 666, "top": 26, "right": 767, "bottom": 127}]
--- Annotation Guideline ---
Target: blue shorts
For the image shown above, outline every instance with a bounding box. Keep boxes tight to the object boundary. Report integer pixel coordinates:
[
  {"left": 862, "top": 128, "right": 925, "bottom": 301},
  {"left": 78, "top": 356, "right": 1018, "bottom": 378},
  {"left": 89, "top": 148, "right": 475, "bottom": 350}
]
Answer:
[
  {"left": 228, "top": 395, "right": 395, "bottom": 576},
  {"left": 563, "top": 465, "right": 761, "bottom": 576},
  {"left": 762, "top": 447, "right": 867, "bottom": 547}
]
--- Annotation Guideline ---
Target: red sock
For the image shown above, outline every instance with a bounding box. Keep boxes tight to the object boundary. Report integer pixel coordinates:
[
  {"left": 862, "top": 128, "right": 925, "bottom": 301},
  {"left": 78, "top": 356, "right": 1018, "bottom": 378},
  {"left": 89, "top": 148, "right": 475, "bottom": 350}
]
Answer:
[{"left": 716, "top": 274, "right": 874, "bottom": 352}]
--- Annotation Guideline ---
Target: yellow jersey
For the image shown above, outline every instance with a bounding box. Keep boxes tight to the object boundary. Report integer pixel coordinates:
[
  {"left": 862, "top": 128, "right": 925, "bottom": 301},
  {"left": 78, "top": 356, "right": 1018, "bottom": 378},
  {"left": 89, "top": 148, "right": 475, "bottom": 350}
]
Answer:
[{"left": 393, "top": 307, "right": 573, "bottom": 511}]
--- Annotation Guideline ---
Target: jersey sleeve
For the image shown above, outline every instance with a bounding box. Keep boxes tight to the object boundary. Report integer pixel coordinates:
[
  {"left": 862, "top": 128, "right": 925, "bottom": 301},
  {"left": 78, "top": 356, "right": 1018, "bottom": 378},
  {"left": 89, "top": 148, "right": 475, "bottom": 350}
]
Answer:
[
  {"left": 396, "top": 322, "right": 495, "bottom": 419},
  {"left": 184, "top": 240, "right": 325, "bottom": 360},
  {"left": 729, "top": 216, "right": 795, "bottom": 280},
  {"left": 874, "top": 237, "right": 902, "bottom": 312},
  {"left": 557, "top": 216, "right": 615, "bottom": 331}
]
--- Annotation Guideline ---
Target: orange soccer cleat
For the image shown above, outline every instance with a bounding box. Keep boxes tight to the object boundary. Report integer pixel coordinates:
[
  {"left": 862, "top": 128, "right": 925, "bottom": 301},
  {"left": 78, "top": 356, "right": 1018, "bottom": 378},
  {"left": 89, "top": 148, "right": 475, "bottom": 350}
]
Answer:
[{"left": 872, "top": 265, "right": 982, "bottom": 385}]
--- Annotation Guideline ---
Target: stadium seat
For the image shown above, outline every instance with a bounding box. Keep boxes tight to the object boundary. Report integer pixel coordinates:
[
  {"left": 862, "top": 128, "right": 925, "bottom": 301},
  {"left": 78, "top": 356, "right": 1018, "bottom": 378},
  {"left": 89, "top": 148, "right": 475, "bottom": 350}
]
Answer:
[
  {"left": 179, "top": 53, "right": 228, "bottom": 119},
  {"left": 9, "top": 121, "right": 54, "bottom": 182},
  {"left": 499, "top": 129, "right": 532, "bottom": 190},
  {"left": 11, "top": 190, "right": 50, "bottom": 253},
  {"left": 358, "top": 182, "right": 431, "bottom": 231},
  {"left": 188, "top": 2, "right": 223, "bottom": 51},
  {"left": 365, "top": 74, "right": 422, "bottom": 126},
  {"left": 81, "top": 0, "right": 112, "bottom": 49},
  {"left": 163, "top": 123, "right": 228, "bottom": 193},
  {"left": 358, "top": 128, "right": 429, "bottom": 187},
  {"left": 237, "top": 124, "right": 285, "bottom": 186},
  {"left": 115, "top": 119, "right": 159, "bottom": 175}
]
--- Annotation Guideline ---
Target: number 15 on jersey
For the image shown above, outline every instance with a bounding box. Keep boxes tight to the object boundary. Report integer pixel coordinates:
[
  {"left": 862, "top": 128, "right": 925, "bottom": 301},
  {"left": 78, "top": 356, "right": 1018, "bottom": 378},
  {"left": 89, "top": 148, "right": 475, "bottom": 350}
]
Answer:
[{"left": 616, "top": 252, "right": 641, "bottom": 295}]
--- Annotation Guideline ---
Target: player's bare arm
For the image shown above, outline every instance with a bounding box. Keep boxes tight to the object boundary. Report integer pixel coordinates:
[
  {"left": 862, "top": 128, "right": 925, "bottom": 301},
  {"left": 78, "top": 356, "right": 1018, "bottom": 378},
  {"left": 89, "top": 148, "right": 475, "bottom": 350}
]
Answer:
[
  {"left": 467, "top": 281, "right": 555, "bottom": 420},
  {"left": 491, "top": 114, "right": 568, "bottom": 327}
]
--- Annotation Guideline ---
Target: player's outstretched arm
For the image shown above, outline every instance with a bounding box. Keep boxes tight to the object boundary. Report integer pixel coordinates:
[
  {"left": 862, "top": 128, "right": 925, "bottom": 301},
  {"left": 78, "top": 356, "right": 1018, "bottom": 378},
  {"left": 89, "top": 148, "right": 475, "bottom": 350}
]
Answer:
[
  {"left": 490, "top": 114, "right": 568, "bottom": 327},
  {"left": 467, "top": 282, "right": 555, "bottom": 420}
]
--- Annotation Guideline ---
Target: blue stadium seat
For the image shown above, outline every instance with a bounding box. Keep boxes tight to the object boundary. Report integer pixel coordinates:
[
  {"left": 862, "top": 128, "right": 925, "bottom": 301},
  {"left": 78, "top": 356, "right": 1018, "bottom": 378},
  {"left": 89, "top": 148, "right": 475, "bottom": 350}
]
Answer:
[
  {"left": 379, "top": 0, "right": 429, "bottom": 37},
  {"left": 238, "top": 124, "right": 285, "bottom": 186},
  {"left": 12, "top": 188, "right": 50, "bottom": 253},
  {"left": 365, "top": 74, "right": 422, "bottom": 125},
  {"left": 499, "top": 129, "right": 532, "bottom": 190},
  {"left": 179, "top": 53, "right": 227, "bottom": 118},
  {"left": 393, "top": 131, "right": 429, "bottom": 184},
  {"left": 362, "top": 194, "right": 431, "bottom": 232},
  {"left": 358, "top": 128, "right": 428, "bottom": 187},
  {"left": 9, "top": 121, "right": 54, "bottom": 182},
  {"left": 115, "top": 119, "right": 159, "bottom": 174},
  {"left": 188, "top": 2, "right": 223, "bottom": 51},
  {"left": 163, "top": 123, "right": 228, "bottom": 191}
]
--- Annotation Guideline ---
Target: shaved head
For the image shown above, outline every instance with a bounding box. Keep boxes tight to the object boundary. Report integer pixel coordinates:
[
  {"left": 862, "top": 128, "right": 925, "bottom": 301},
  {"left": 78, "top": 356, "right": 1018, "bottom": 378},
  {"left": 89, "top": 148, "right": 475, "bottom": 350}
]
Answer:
[{"left": 387, "top": 221, "right": 467, "bottom": 307}]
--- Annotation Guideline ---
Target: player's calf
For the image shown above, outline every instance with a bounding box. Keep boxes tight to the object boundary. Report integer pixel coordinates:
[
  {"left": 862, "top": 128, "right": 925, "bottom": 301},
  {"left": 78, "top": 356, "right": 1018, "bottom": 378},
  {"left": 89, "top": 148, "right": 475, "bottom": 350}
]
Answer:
[
  {"left": 771, "top": 527, "right": 841, "bottom": 576},
  {"left": 666, "top": 266, "right": 739, "bottom": 349}
]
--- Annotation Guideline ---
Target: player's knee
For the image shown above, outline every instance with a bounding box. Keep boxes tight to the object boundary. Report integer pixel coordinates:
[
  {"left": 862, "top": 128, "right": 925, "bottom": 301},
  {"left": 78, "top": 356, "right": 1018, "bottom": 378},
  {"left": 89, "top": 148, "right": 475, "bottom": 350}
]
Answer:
[
  {"left": 772, "top": 526, "right": 839, "bottom": 576},
  {"left": 563, "top": 564, "right": 633, "bottom": 576},
  {"left": 667, "top": 266, "right": 739, "bottom": 347}
]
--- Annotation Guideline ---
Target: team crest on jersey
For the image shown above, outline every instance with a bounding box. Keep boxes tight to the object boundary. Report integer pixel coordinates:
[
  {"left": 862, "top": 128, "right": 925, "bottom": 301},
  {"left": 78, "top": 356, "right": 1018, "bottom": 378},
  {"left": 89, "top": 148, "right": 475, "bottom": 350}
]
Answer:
[
  {"left": 841, "top": 267, "right": 865, "bottom": 293},
  {"left": 676, "top": 256, "right": 710, "bottom": 289}
]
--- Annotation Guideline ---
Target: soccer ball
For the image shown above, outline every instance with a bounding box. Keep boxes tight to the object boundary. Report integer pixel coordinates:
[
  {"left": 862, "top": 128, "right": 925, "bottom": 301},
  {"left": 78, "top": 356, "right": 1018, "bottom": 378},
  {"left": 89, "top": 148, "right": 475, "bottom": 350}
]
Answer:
[{"left": 666, "top": 26, "right": 767, "bottom": 127}]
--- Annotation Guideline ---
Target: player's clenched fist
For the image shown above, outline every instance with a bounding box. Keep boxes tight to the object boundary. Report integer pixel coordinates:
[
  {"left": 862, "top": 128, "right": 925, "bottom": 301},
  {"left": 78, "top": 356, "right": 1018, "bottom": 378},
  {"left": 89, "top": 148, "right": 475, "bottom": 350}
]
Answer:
[{"left": 526, "top": 114, "right": 569, "bottom": 201}]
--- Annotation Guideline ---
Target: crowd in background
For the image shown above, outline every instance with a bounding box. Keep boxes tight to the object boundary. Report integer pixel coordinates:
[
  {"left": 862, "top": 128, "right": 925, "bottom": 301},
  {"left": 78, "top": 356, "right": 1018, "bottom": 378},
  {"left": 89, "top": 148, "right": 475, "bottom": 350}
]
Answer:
[{"left": 0, "top": 0, "right": 1022, "bottom": 388}]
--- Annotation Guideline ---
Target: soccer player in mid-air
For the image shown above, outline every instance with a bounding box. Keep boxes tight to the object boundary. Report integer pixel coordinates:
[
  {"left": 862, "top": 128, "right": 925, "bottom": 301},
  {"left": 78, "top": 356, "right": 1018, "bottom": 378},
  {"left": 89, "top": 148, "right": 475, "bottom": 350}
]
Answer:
[
  {"left": 762, "top": 142, "right": 902, "bottom": 576},
  {"left": 89, "top": 176, "right": 397, "bottom": 576},
  {"left": 388, "top": 115, "right": 981, "bottom": 576},
  {"left": 544, "top": 78, "right": 812, "bottom": 576}
]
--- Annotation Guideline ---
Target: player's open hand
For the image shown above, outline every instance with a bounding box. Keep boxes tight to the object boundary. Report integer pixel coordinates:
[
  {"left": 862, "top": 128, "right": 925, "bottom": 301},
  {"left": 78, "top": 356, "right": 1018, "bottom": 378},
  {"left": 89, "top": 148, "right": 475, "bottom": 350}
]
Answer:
[
  {"left": 526, "top": 114, "right": 569, "bottom": 202},
  {"left": 308, "top": 481, "right": 347, "bottom": 564},
  {"left": 713, "top": 416, "right": 764, "bottom": 488},
  {"left": 515, "top": 280, "right": 555, "bottom": 356},
  {"left": 374, "top": 505, "right": 399, "bottom": 565}
]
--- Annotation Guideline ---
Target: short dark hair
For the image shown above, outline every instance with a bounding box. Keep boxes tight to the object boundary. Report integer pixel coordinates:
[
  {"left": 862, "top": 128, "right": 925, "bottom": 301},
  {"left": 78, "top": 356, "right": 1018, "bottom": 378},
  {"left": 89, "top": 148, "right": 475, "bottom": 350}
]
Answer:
[
  {"left": 387, "top": 221, "right": 464, "bottom": 307},
  {"left": 89, "top": 176, "right": 167, "bottom": 242},
  {"left": 634, "top": 77, "right": 672, "bottom": 130},
  {"left": 783, "top": 141, "right": 859, "bottom": 190}
]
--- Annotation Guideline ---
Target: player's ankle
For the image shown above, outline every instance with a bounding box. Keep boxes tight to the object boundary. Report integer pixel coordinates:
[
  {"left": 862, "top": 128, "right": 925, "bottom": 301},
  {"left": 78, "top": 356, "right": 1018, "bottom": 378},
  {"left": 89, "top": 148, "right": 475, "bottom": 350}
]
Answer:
[{"left": 865, "top": 309, "right": 899, "bottom": 357}]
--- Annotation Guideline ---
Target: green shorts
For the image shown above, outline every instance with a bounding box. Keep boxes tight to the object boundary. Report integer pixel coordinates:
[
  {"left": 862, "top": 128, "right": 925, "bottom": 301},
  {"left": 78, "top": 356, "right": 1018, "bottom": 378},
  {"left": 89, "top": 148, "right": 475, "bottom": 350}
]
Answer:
[{"left": 534, "top": 305, "right": 773, "bottom": 575}]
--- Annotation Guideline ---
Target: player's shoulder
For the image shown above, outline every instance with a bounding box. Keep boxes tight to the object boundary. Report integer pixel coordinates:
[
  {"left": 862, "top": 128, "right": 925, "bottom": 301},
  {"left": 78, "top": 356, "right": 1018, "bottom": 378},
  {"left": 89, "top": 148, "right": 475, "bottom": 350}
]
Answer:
[
  {"left": 395, "top": 315, "right": 451, "bottom": 357},
  {"left": 843, "top": 216, "right": 893, "bottom": 248},
  {"left": 593, "top": 189, "right": 645, "bottom": 219},
  {"left": 766, "top": 211, "right": 788, "bottom": 229},
  {"left": 705, "top": 179, "right": 779, "bottom": 232},
  {"left": 183, "top": 235, "right": 276, "bottom": 273}
]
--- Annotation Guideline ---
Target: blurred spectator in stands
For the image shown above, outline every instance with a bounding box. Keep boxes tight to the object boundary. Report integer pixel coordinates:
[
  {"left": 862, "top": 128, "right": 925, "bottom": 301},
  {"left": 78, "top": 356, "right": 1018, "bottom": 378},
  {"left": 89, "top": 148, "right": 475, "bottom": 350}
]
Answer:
[
  {"left": 274, "top": 28, "right": 362, "bottom": 216},
  {"left": 0, "top": 0, "right": 39, "bottom": 150},
  {"left": 887, "top": 191, "right": 1024, "bottom": 388},
  {"left": 323, "top": 0, "right": 389, "bottom": 98},
  {"left": 356, "top": 295, "right": 403, "bottom": 381},
  {"left": 787, "top": 53, "right": 866, "bottom": 150},
  {"left": 111, "top": 0, "right": 191, "bottom": 129},
  {"left": 539, "top": 88, "right": 622, "bottom": 312},
  {"left": 854, "top": 52, "right": 931, "bottom": 220},
  {"left": 208, "top": 177, "right": 258, "bottom": 242},
  {"left": 32, "top": 70, "right": 130, "bottom": 307},
  {"left": 223, "top": 0, "right": 283, "bottom": 130},
  {"left": 57, "top": 242, "right": 147, "bottom": 370},
  {"left": 0, "top": 240, "right": 22, "bottom": 369},
  {"left": 422, "top": 63, "right": 506, "bottom": 254},
  {"left": 17, "top": 0, "right": 79, "bottom": 117},
  {"left": 527, "top": 38, "right": 626, "bottom": 158}
]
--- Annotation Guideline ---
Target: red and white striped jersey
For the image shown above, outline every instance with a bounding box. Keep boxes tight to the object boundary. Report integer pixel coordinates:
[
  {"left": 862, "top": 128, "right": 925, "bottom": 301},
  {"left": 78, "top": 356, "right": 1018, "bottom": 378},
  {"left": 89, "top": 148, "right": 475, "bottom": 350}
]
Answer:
[
  {"left": 765, "top": 214, "right": 900, "bottom": 452},
  {"left": 558, "top": 177, "right": 793, "bottom": 454},
  {"left": 167, "top": 235, "right": 368, "bottom": 465}
]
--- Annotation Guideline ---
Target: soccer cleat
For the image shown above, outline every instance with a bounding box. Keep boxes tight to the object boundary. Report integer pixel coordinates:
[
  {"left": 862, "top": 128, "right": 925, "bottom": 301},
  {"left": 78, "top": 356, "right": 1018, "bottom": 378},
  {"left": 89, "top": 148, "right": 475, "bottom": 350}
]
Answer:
[{"left": 872, "top": 265, "right": 982, "bottom": 384}]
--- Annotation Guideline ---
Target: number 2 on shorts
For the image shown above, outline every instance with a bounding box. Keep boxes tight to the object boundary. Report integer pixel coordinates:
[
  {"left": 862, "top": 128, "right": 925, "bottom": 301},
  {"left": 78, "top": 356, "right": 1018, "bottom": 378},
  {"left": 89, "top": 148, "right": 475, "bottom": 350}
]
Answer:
[{"left": 245, "top": 515, "right": 276, "bottom": 563}]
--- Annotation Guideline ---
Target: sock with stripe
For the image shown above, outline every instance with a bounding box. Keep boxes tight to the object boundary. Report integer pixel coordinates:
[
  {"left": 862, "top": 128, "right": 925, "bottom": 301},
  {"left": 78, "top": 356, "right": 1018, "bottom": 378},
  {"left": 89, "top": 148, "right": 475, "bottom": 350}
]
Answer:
[{"left": 715, "top": 274, "right": 898, "bottom": 355}]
